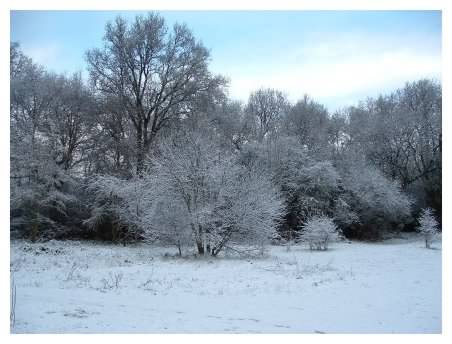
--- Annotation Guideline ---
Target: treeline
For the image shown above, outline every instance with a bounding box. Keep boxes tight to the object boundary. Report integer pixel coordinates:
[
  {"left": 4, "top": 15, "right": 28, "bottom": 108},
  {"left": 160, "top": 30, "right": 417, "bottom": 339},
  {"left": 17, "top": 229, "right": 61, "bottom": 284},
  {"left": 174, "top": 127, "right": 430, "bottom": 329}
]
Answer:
[{"left": 10, "top": 13, "right": 441, "bottom": 253}]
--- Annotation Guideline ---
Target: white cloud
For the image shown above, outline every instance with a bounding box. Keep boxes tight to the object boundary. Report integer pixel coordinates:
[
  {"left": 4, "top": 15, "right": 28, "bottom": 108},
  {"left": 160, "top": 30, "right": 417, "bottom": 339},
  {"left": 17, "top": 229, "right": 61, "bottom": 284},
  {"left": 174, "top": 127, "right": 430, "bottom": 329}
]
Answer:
[
  {"left": 225, "top": 33, "right": 441, "bottom": 111},
  {"left": 21, "top": 43, "right": 61, "bottom": 68}
]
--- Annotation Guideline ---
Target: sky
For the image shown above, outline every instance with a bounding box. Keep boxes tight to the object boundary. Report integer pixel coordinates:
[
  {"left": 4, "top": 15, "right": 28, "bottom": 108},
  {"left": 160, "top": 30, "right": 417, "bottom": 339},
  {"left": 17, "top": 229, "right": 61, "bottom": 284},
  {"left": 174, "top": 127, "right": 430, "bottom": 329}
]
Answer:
[{"left": 10, "top": 10, "right": 441, "bottom": 112}]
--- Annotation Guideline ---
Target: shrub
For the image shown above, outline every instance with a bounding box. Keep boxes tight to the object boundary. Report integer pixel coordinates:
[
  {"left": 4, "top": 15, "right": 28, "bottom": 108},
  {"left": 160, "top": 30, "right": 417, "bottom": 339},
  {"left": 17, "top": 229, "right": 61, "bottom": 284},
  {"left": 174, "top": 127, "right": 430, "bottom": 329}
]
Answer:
[
  {"left": 340, "top": 158, "right": 413, "bottom": 239},
  {"left": 302, "top": 215, "right": 341, "bottom": 250},
  {"left": 84, "top": 175, "right": 154, "bottom": 243},
  {"left": 10, "top": 167, "right": 87, "bottom": 241},
  {"left": 417, "top": 208, "right": 439, "bottom": 248},
  {"left": 152, "top": 131, "right": 285, "bottom": 256}
]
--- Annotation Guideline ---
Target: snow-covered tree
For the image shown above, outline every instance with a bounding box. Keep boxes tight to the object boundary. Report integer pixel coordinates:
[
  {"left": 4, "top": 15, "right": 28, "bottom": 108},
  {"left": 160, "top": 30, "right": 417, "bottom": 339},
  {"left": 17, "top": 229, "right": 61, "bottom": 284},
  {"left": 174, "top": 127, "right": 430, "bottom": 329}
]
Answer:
[
  {"left": 302, "top": 215, "right": 341, "bottom": 250},
  {"left": 43, "top": 72, "right": 96, "bottom": 171},
  {"left": 86, "top": 13, "right": 225, "bottom": 175},
  {"left": 259, "top": 135, "right": 342, "bottom": 240},
  {"left": 338, "top": 152, "right": 413, "bottom": 239},
  {"left": 245, "top": 88, "right": 289, "bottom": 142},
  {"left": 281, "top": 94, "right": 330, "bottom": 156},
  {"left": 210, "top": 165, "right": 284, "bottom": 255},
  {"left": 10, "top": 160, "right": 84, "bottom": 241},
  {"left": 10, "top": 34, "right": 441, "bottom": 248},
  {"left": 417, "top": 208, "right": 439, "bottom": 248},
  {"left": 10, "top": 54, "right": 74, "bottom": 238},
  {"left": 211, "top": 100, "right": 253, "bottom": 150},
  {"left": 347, "top": 80, "right": 441, "bottom": 218},
  {"left": 332, "top": 197, "right": 359, "bottom": 229},
  {"left": 153, "top": 129, "right": 284, "bottom": 256}
]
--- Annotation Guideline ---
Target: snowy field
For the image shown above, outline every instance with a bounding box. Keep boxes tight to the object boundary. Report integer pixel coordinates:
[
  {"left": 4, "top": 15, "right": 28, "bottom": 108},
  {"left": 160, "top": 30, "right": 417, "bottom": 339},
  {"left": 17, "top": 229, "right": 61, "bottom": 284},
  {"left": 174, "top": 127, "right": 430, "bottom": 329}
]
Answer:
[{"left": 10, "top": 236, "right": 441, "bottom": 334}]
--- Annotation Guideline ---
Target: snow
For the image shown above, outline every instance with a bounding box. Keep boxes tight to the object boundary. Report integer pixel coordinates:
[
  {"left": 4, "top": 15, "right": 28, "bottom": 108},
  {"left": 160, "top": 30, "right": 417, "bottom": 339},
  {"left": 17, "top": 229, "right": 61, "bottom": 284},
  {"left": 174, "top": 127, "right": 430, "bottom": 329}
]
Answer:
[{"left": 10, "top": 236, "right": 441, "bottom": 333}]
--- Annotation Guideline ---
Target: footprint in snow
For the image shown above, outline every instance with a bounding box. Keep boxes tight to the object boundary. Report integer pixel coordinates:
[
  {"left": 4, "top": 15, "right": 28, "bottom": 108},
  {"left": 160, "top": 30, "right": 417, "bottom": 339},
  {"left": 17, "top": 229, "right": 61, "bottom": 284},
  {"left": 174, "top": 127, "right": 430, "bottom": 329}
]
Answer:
[
  {"left": 64, "top": 308, "right": 89, "bottom": 319},
  {"left": 63, "top": 308, "right": 100, "bottom": 318},
  {"left": 274, "top": 324, "right": 291, "bottom": 329},
  {"left": 207, "top": 315, "right": 222, "bottom": 319}
]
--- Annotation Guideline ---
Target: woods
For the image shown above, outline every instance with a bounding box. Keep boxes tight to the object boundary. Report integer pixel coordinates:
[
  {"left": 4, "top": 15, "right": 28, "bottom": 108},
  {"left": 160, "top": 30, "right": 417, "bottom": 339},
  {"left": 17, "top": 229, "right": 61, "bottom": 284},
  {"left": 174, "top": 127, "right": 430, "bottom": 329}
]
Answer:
[{"left": 10, "top": 13, "right": 442, "bottom": 253}]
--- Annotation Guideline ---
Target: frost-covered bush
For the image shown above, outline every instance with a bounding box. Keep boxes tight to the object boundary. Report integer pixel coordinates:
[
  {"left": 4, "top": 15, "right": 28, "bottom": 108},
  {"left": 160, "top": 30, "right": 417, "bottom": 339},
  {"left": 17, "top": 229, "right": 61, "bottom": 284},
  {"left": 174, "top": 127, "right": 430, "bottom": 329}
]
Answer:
[
  {"left": 153, "top": 130, "right": 285, "bottom": 256},
  {"left": 151, "top": 199, "right": 192, "bottom": 256},
  {"left": 84, "top": 175, "right": 156, "bottom": 243},
  {"left": 340, "top": 156, "right": 413, "bottom": 239},
  {"left": 417, "top": 208, "right": 439, "bottom": 248},
  {"left": 302, "top": 215, "right": 341, "bottom": 250},
  {"left": 260, "top": 136, "right": 342, "bottom": 240},
  {"left": 332, "top": 197, "right": 359, "bottom": 229},
  {"left": 213, "top": 166, "right": 285, "bottom": 255},
  {"left": 10, "top": 163, "right": 85, "bottom": 241}
]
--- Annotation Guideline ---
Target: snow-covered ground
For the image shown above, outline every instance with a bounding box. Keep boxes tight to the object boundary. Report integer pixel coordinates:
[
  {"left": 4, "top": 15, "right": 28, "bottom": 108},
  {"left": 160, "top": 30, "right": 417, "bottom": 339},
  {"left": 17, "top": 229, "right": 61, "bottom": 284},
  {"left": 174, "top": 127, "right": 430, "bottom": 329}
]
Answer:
[{"left": 10, "top": 236, "right": 441, "bottom": 333}]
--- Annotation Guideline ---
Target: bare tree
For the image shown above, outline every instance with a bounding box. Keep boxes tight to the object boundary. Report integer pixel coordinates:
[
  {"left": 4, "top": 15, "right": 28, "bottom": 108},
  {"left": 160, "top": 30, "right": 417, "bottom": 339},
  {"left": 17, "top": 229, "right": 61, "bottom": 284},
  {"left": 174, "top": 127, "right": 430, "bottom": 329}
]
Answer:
[
  {"left": 44, "top": 73, "right": 96, "bottom": 171},
  {"left": 282, "top": 94, "right": 330, "bottom": 155},
  {"left": 86, "top": 95, "right": 135, "bottom": 177},
  {"left": 246, "top": 88, "right": 288, "bottom": 142},
  {"left": 10, "top": 42, "right": 32, "bottom": 79},
  {"left": 347, "top": 79, "right": 441, "bottom": 213},
  {"left": 211, "top": 100, "right": 253, "bottom": 150},
  {"left": 86, "top": 13, "right": 225, "bottom": 175},
  {"left": 10, "top": 53, "right": 51, "bottom": 178}
]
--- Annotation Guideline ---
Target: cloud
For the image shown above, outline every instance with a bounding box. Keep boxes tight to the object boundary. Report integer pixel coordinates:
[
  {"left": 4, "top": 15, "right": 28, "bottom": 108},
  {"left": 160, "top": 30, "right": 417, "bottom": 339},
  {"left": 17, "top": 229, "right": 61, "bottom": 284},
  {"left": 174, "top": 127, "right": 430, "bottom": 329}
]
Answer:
[
  {"left": 226, "top": 32, "right": 441, "bottom": 111},
  {"left": 21, "top": 43, "right": 61, "bottom": 68}
]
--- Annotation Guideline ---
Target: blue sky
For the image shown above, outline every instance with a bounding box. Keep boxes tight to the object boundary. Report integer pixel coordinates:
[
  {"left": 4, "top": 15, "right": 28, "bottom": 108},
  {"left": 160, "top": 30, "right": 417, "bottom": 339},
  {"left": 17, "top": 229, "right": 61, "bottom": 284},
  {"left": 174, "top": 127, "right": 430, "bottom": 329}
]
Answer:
[{"left": 10, "top": 11, "right": 441, "bottom": 111}]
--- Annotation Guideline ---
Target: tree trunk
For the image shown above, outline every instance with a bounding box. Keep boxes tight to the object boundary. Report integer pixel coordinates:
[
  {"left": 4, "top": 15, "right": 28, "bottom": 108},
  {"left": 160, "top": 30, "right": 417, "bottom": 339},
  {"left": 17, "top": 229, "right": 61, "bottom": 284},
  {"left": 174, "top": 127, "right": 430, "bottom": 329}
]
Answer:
[
  {"left": 196, "top": 240, "right": 204, "bottom": 255},
  {"left": 31, "top": 219, "right": 38, "bottom": 243},
  {"left": 177, "top": 241, "right": 182, "bottom": 256},
  {"left": 136, "top": 127, "right": 144, "bottom": 176},
  {"left": 287, "top": 227, "right": 292, "bottom": 251},
  {"left": 112, "top": 222, "right": 118, "bottom": 243}
]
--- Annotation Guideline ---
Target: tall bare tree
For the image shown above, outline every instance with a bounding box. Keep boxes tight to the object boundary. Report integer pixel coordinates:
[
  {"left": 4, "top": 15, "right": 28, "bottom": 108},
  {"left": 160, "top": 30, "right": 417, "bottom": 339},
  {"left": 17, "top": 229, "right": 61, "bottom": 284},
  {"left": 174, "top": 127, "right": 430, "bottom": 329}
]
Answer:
[{"left": 86, "top": 13, "right": 225, "bottom": 175}]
